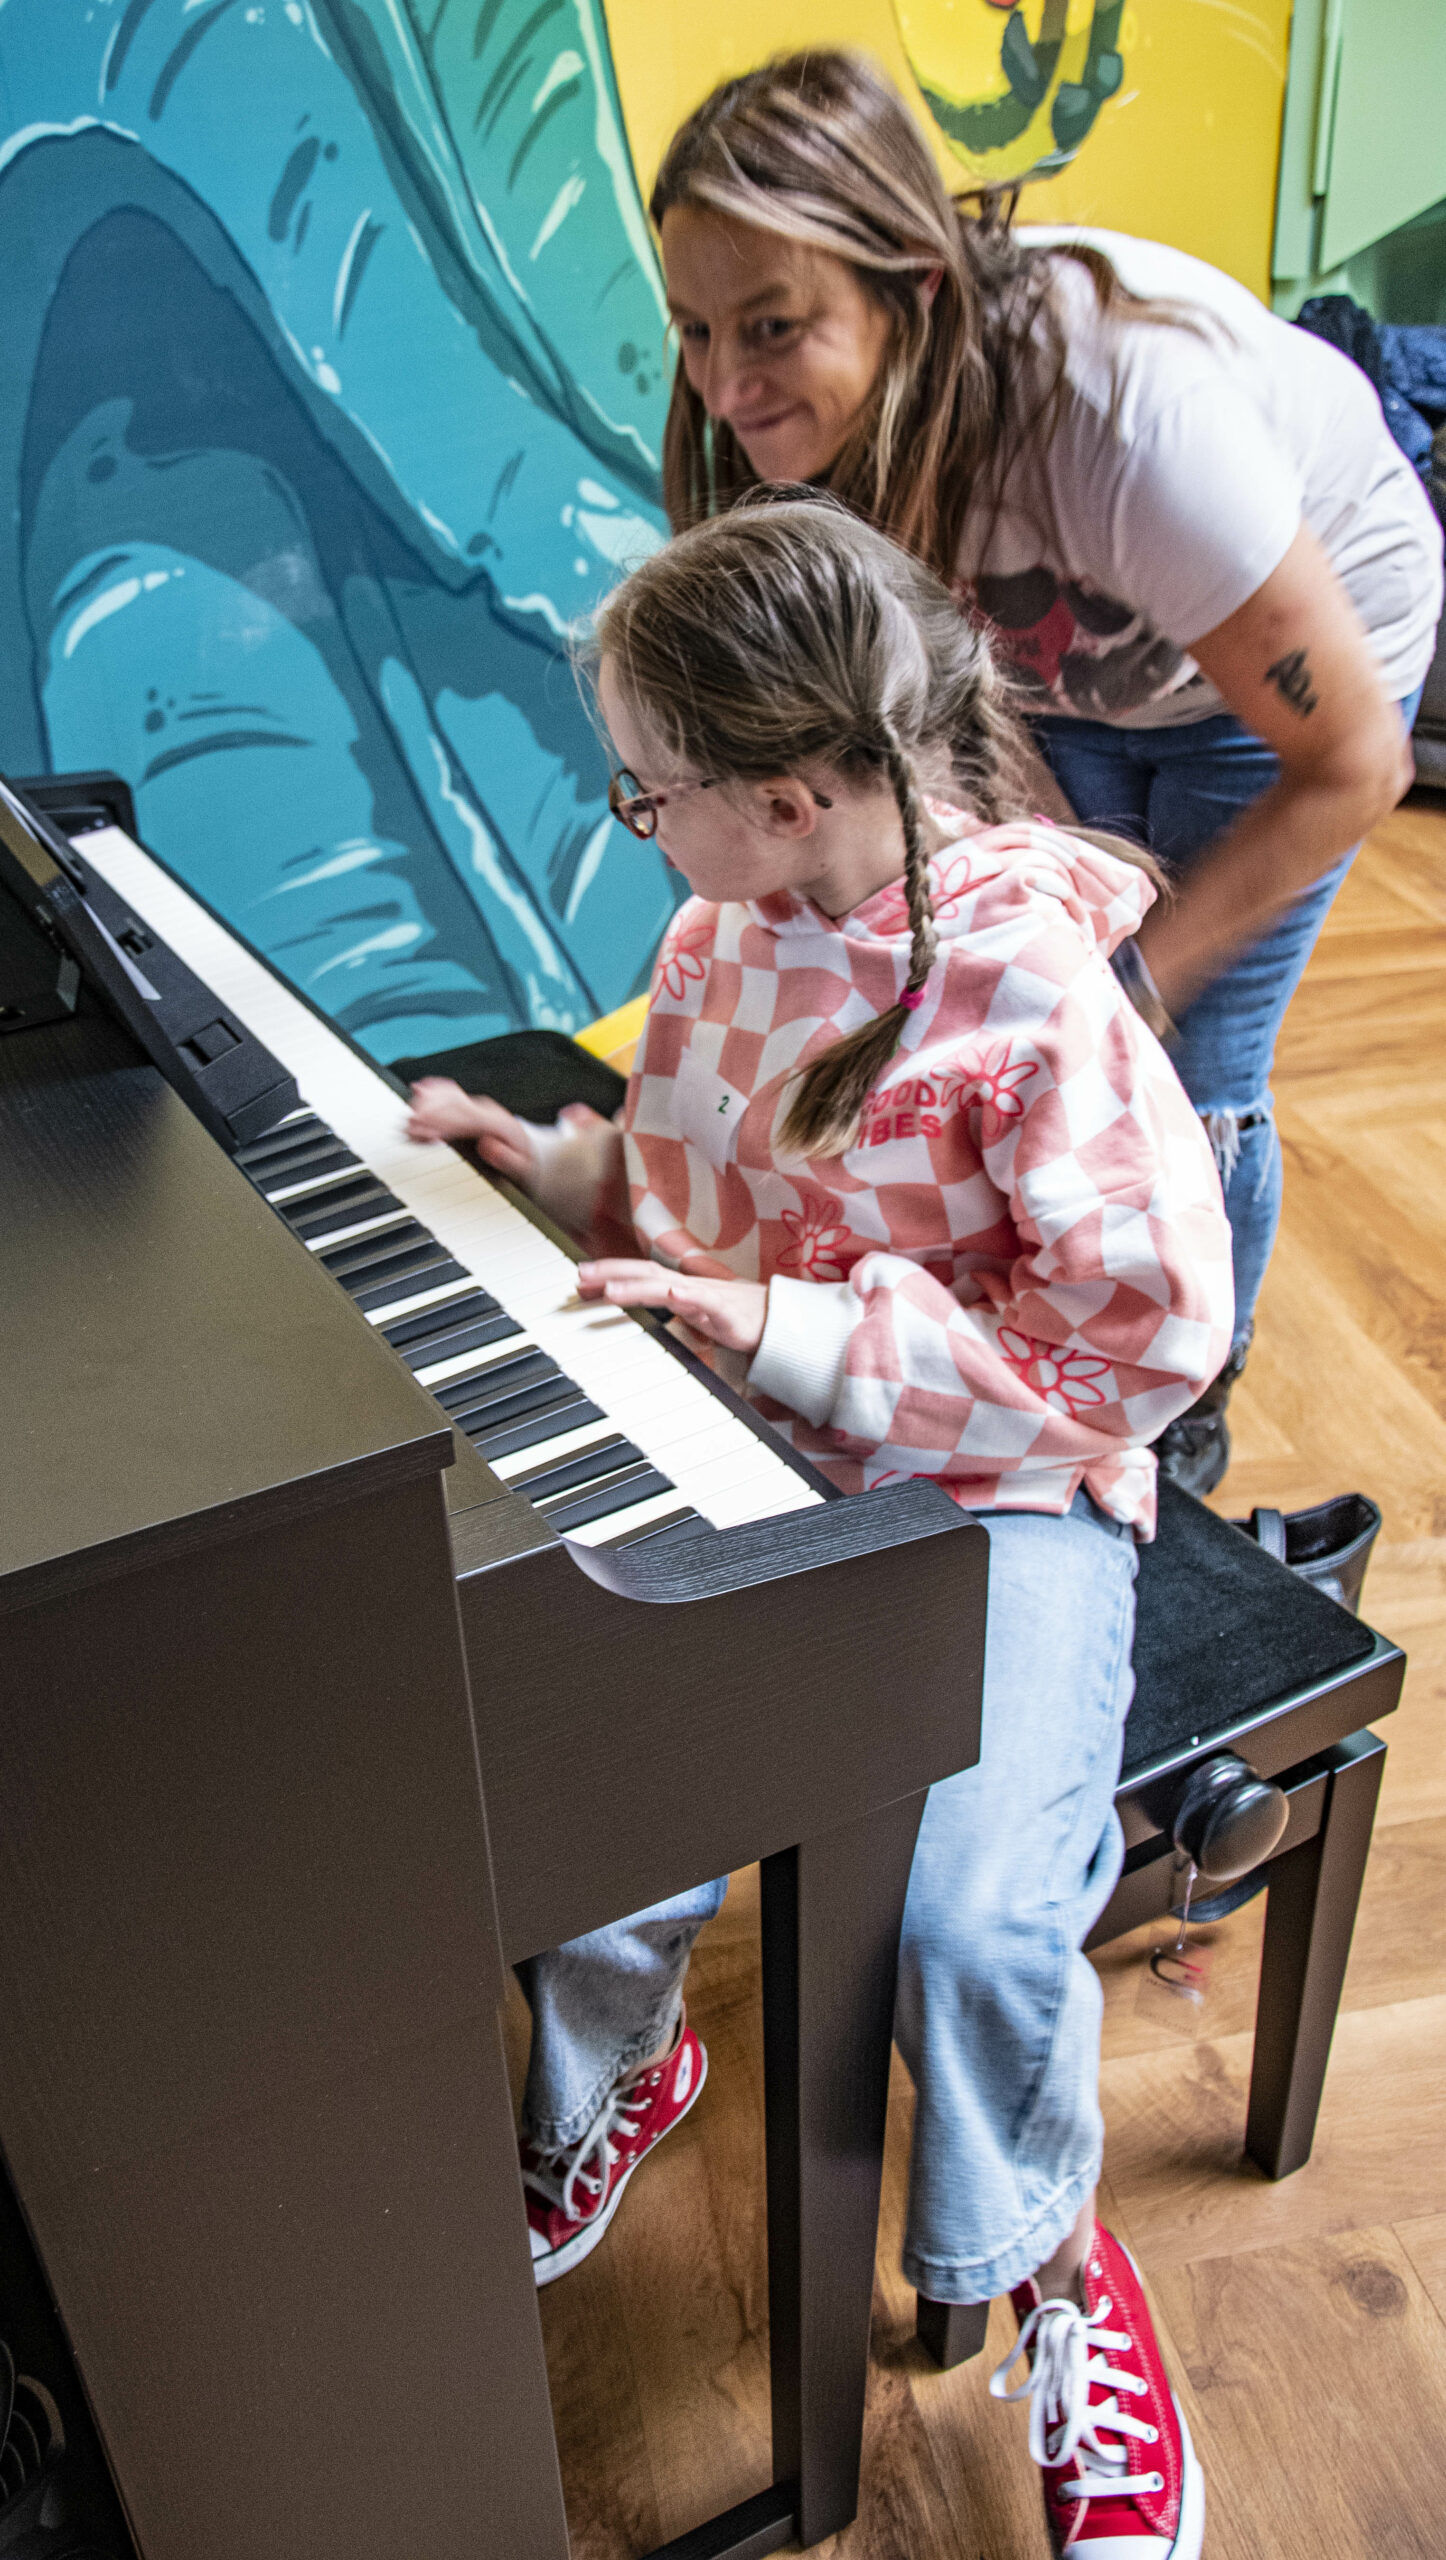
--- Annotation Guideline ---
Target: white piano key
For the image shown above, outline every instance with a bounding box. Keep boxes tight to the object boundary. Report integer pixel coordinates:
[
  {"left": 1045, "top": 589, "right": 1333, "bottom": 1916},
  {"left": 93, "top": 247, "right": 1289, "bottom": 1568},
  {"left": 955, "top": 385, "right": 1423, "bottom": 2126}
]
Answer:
[
  {"left": 490, "top": 1420, "right": 622, "bottom": 1482},
  {"left": 412, "top": 1335, "right": 533, "bottom": 1390},
  {"left": 364, "top": 1276, "right": 479, "bottom": 1328},
  {"left": 302, "top": 1208, "right": 414, "bottom": 1253},
  {"left": 77, "top": 825, "right": 825, "bottom": 1535}
]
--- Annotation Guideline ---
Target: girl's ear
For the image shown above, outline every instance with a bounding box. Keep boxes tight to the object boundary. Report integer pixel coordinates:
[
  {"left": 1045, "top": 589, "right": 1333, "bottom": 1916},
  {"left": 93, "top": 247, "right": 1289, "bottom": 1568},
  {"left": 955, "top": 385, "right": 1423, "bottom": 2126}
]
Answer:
[
  {"left": 919, "top": 266, "right": 944, "bottom": 310},
  {"left": 759, "top": 778, "right": 821, "bottom": 837}
]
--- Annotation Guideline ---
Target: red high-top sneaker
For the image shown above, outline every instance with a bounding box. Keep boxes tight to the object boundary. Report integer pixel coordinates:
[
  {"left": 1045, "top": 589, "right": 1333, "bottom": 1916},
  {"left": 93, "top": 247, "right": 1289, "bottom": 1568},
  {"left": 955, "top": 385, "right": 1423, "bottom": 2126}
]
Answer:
[
  {"left": 520, "top": 2014, "right": 706, "bottom": 2286},
  {"left": 991, "top": 2225, "right": 1204, "bottom": 2557}
]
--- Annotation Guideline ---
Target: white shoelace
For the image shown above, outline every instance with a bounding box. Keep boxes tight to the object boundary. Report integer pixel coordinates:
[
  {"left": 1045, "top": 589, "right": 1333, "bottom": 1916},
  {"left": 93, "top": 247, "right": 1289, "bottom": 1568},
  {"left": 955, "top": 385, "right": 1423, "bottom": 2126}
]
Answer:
[
  {"left": 990, "top": 2294, "right": 1165, "bottom": 2504},
  {"left": 527, "top": 2077, "right": 654, "bottom": 2228}
]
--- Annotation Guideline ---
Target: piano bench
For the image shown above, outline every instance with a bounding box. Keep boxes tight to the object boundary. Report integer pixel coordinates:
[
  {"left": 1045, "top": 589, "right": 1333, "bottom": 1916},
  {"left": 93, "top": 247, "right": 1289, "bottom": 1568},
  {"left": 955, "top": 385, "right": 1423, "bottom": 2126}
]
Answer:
[{"left": 916, "top": 1480, "right": 1404, "bottom": 2370}]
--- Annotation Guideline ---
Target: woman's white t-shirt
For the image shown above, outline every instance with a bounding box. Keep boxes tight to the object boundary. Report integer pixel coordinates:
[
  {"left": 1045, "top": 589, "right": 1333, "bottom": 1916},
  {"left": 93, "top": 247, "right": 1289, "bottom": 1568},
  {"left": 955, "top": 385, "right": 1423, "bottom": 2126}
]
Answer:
[{"left": 956, "top": 228, "right": 1443, "bottom": 728}]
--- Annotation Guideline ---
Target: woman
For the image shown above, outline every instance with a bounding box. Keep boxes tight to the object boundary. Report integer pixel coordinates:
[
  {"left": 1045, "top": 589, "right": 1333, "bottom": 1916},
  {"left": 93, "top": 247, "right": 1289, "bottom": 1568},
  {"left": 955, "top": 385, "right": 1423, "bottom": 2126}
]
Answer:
[{"left": 649, "top": 48, "right": 1442, "bottom": 1489}]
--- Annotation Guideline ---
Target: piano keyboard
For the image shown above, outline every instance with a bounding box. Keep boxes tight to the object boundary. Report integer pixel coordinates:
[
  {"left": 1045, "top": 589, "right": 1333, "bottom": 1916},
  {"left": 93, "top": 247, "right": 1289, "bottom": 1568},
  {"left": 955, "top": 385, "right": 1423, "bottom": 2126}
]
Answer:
[{"left": 75, "top": 827, "right": 824, "bottom": 1551}]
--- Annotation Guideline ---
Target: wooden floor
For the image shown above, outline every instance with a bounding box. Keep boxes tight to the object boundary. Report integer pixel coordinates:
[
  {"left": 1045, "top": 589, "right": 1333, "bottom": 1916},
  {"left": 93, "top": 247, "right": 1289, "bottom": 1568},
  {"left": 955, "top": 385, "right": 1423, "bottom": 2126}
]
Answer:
[{"left": 514, "top": 797, "right": 1446, "bottom": 2559}]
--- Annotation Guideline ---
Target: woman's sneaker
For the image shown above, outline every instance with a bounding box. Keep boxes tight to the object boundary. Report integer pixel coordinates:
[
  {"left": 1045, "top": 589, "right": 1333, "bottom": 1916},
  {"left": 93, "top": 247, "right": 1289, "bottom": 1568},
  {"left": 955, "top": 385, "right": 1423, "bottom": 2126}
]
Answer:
[
  {"left": 990, "top": 2225, "right": 1205, "bottom": 2557},
  {"left": 519, "top": 2015, "right": 707, "bottom": 2286}
]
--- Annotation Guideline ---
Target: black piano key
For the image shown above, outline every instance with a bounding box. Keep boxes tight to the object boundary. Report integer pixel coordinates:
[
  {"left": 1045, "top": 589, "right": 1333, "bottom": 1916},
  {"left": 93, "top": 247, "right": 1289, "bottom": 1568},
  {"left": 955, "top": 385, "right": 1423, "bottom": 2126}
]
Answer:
[
  {"left": 603, "top": 1509, "right": 704, "bottom": 1554},
  {"left": 319, "top": 1218, "right": 430, "bottom": 1281},
  {"left": 235, "top": 1113, "right": 328, "bottom": 1166},
  {"left": 468, "top": 1396, "right": 605, "bottom": 1462},
  {"left": 381, "top": 1290, "right": 500, "bottom": 1353},
  {"left": 435, "top": 1348, "right": 559, "bottom": 1417},
  {"left": 510, "top": 1438, "right": 641, "bottom": 1504},
  {"left": 538, "top": 1464, "right": 675, "bottom": 1532},
  {"left": 456, "top": 1371, "right": 584, "bottom": 1438},
  {"left": 404, "top": 1309, "right": 523, "bottom": 1370},
  {"left": 351, "top": 1257, "right": 470, "bottom": 1316},
  {"left": 253, "top": 1139, "right": 361, "bottom": 1192},
  {"left": 285, "top": 1178, "right": 402, "bottom": 1240}
]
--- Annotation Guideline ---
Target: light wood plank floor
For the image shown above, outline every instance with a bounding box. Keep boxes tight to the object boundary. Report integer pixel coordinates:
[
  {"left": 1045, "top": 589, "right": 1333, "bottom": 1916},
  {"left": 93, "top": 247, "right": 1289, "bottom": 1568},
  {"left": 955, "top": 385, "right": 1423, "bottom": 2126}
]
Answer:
[{"left": 513, "top": 797, "right": 1446, "bottom": 2558}]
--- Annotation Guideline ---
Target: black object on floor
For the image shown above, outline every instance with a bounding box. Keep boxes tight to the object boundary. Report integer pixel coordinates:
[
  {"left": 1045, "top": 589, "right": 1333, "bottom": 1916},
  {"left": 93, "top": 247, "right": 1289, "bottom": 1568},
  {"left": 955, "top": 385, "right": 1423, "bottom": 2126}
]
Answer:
[
  {"left": 0, "top": 2163, "right": 132, "bottom": 2558},
  {"left": 394, "top": 1027, "right": 628, "bottom": 1123},
  {"left": 1232, "top": 1492, "right": 1382, "bottom": 1617}
]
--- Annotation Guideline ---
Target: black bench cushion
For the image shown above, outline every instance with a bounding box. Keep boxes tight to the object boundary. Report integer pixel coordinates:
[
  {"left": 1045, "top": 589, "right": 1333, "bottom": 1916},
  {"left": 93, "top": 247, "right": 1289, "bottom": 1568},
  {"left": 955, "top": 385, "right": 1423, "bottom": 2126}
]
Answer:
[
  {"left": 394, "top": 1030, "right": 628, "bottom": 1125},
  {"left": 1125, "top": 1480, "right": 1376, "bottom": 1778}
]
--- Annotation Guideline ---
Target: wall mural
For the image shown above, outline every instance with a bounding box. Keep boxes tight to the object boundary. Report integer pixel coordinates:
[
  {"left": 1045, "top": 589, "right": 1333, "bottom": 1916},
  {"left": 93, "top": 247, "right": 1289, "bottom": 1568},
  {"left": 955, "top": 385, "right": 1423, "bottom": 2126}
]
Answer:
[
  {"left": 0, "top": 1, "right": 1128, "bottom": 1061},
  {"left": 0, "top": 0, "right": 678, "bottom": 1059}
]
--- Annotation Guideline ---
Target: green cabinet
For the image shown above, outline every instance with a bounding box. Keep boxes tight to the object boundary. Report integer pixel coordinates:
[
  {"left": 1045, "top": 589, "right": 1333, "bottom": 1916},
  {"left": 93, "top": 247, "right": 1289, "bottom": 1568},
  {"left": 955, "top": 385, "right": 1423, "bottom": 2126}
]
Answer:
[{"left": 1274, "top": 0, "right": 1446, "bottom": 293}]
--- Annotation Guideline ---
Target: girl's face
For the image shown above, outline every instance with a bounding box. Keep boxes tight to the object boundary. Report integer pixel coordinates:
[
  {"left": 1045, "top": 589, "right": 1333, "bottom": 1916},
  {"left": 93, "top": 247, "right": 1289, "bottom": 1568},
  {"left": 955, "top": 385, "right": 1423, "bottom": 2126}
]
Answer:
[
  {"left": 660, "top": 207, "right": 894, "bottom": 485},
  {"left": 597, "top": 660, "right": 912, "bottom": 919}
]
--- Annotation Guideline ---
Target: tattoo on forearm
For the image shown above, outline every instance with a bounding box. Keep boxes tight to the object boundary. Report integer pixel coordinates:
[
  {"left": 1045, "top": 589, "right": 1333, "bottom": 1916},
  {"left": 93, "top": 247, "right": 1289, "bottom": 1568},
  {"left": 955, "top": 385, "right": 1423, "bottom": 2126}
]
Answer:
[{"left": 1265, "top": 648, "right": 1319, "bottom": 717}]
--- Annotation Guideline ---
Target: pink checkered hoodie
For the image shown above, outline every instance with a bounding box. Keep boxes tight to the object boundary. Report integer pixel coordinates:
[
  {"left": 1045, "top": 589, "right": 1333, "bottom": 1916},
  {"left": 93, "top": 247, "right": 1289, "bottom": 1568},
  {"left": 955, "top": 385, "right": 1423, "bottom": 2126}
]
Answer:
[{"left": 548, "top": 810, "right": 1233, "bottom": 1536}]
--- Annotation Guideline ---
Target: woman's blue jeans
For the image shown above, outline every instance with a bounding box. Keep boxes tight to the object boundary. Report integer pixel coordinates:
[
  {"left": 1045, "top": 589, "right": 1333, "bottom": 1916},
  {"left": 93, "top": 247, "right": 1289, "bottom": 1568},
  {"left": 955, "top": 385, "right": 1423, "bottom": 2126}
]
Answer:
[
  {"left": 518, "top": 1494, "right": 1138, "bottom": 2305},
  {"left": 1032, "top": 694, "right": 1422, "bottom": 1353}
]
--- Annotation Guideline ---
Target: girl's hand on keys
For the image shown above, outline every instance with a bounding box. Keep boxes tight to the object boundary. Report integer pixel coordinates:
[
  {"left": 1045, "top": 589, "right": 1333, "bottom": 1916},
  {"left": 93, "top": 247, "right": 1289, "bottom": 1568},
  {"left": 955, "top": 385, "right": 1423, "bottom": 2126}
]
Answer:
[
  {"left": 406, "top": 1078, "right": 534, "bottom": 1182},
  {"left": 577, "top": 1259, "right": 768, "bottom": 1356}
]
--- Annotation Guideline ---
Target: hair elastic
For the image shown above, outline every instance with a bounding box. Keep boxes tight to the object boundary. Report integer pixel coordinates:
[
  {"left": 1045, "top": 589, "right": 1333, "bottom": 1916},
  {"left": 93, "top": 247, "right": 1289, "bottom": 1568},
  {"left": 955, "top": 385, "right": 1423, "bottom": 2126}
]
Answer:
[{"left": 899, "top": 986, "right": 927, "bottom": 1012}]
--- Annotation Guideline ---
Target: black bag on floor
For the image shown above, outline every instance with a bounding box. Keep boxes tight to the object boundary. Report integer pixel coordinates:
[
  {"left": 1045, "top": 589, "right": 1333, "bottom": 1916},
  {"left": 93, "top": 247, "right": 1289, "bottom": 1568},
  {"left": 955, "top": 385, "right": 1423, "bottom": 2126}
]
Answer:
[{"left": 1232, "top": 1493, "right": 1382, "bottom": 1617}]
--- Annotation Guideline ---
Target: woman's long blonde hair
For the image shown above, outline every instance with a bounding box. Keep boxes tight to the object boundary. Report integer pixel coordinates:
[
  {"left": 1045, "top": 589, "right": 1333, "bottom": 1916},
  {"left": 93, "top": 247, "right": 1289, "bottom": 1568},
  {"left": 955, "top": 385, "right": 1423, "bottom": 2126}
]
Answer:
[
  {"left": 592, "top": 493, "right": 1026, "bottom": 1158},
  {"left": 651, "top": 49, "right": 1189, "bottom": 577}
]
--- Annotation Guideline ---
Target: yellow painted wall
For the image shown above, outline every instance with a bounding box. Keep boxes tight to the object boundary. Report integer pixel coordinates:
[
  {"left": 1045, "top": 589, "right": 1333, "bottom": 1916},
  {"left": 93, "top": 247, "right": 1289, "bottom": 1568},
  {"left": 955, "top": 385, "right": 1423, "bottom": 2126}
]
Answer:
[{"left": 603, "top": 1, "right": 1291, "bottom": 302}]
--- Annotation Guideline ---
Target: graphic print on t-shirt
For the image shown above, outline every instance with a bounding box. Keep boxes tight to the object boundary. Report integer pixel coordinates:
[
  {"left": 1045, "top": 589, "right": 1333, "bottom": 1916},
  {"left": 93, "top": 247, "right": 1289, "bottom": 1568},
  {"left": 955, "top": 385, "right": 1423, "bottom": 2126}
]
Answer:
[{"left": 972, "top": 567, "right": 1209, "bottom": 720}]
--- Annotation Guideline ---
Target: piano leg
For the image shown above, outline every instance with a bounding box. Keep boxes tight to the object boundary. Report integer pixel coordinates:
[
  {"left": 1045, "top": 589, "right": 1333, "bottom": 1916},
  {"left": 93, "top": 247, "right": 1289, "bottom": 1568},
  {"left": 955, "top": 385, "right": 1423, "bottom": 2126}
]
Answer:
[{"left": 760, "top": 1791, "right": 927, "bottom": 2549}]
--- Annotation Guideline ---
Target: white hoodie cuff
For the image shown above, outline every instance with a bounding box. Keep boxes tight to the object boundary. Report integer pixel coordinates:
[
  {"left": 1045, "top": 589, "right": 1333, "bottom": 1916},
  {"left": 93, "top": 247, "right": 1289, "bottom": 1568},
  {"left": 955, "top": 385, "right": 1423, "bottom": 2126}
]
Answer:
[{"left": 747, "top": 1277, "right": 862, "bottom": 1428}]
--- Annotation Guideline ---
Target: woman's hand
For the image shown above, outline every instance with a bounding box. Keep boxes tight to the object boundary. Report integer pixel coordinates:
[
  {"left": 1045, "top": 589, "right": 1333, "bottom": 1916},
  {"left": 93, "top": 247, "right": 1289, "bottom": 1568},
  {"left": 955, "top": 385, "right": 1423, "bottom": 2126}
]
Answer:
[
  {"left": 577, "top": 1258, "right": 768, "bottom": 1356},
  {"left": 405, "top": 1077, "right": 535, "bottom": 1185}
]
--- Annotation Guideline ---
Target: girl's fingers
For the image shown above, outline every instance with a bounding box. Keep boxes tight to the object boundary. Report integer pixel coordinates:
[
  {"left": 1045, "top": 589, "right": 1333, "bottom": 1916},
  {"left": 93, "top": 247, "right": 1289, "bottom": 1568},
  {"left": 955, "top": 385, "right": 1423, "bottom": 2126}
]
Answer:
[{"left": 576, "top": 1262, "right": 766, "bottom": 1354}]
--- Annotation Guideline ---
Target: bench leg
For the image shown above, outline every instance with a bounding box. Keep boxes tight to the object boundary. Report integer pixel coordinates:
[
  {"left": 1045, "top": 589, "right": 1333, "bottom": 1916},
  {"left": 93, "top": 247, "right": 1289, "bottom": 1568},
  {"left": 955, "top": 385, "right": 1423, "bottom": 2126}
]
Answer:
[
  {"left": 915, "top": 2295, "right": 991, "bottom": 2369},
  {"left": 760, "top": 1791, "right": 926, "bottom": 2551},
  {"left": 1245, "top": 1728, "right": 1385, "bottom": 2180}
]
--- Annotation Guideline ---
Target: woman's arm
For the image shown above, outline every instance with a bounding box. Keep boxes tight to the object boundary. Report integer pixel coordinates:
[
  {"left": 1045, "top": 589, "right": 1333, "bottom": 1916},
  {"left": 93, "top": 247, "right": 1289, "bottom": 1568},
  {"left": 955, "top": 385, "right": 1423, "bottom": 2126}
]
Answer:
[{"left": 1134, "top": 523, "right": 1413, "bottom": 1013}]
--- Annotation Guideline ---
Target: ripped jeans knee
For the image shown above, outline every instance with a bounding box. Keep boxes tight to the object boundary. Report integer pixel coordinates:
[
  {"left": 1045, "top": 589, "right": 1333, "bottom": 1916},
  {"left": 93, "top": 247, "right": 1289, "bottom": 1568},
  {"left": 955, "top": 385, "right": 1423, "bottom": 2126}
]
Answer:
[{"left": 1200, "top": 1101, "right": 1271, "bottom": 1188}]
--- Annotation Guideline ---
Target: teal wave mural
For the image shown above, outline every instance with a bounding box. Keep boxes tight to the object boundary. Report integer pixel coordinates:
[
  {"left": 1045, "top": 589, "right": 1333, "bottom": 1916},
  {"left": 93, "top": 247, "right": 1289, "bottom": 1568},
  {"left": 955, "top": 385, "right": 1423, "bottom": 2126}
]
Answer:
[{"left": 0, "top": 0, "right": 678, "bottom": 1058}]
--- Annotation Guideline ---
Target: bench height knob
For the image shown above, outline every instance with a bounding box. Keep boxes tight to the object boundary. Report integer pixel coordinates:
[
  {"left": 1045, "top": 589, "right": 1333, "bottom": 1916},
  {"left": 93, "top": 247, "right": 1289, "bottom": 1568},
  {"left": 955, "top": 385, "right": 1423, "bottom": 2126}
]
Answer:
[{"left": 1170, "top": 1753, "right": 1289, "bottom": 1885}]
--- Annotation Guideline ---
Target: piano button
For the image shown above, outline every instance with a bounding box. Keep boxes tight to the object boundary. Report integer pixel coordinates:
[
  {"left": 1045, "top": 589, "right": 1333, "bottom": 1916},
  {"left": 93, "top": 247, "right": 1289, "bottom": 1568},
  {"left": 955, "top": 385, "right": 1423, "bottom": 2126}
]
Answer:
[
  {"left": 421, "top": 1335, "right": 536, "bottom": 1397},
  {"left": 469, "top": 1397, "right": 605, "bottom": 1463},
  {"left": 351, "top": 1256, "right": 470, "bottom": 1316},
  {"left": 537, "top": 1463, "right": 674, "bottom": 1531},
  {"left": 284, "top": 1177, "right": 400, "bottom": 1237},
  {"left": 437, "top": 1353, "right": 558, "bottom": 1418},
  {"left": 380, "top": 1289, "right": 497, "bottom": 1349},
  {"left": 509, "top": 1438, "right": 641, "bottom": 1503}
]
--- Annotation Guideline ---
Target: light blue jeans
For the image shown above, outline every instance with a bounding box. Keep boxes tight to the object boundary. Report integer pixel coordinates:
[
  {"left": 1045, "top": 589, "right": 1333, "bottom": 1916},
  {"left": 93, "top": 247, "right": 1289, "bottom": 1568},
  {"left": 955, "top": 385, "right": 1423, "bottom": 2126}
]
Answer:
[
  {"left": 1033, "top": 691, "right": 1422, "bottom": 1352},
  {"left": 518, "top": 1493, "right": 1138, "bottom": 2306}
]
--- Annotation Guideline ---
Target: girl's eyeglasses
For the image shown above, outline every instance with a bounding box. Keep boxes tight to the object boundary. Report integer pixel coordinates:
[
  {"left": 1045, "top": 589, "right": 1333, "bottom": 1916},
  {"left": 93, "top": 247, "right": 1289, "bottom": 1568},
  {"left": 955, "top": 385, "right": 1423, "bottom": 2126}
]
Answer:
[
  {"left": 607, "top": 769, "right": 715, "bottom": 840},
  {"left": 607, "top": 768, "right": 833, "bottom": 841}
]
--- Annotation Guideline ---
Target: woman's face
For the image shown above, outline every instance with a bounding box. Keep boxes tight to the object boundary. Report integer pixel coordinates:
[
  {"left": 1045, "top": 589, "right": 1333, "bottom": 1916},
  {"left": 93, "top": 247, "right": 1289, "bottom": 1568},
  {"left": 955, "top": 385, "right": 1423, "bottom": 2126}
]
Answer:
[{"left": 660, "top": 207, "right": 894, "bottom": 484}]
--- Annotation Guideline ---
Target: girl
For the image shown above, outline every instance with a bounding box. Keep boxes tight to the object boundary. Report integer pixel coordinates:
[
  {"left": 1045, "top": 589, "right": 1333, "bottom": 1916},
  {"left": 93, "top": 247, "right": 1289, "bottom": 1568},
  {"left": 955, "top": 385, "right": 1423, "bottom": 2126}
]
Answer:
[
  {"left": 407, "top": 498, "right": 1232, "bottom": 2559},
  {"left": 647, "top": 48, "right": 1441, "bottom": 1489}
]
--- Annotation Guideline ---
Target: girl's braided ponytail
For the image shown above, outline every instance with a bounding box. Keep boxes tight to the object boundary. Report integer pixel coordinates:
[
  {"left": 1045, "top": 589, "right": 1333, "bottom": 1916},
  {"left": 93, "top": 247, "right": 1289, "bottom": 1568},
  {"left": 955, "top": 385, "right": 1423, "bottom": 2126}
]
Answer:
[{"left": 775, "top": 720, "right": 937, "bottom": 1157}]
